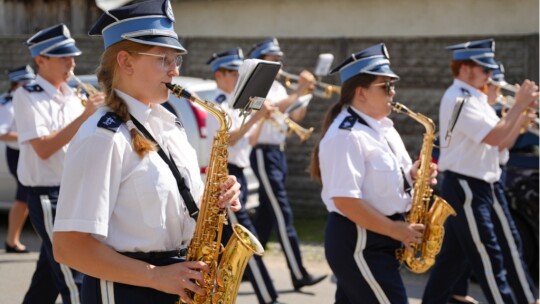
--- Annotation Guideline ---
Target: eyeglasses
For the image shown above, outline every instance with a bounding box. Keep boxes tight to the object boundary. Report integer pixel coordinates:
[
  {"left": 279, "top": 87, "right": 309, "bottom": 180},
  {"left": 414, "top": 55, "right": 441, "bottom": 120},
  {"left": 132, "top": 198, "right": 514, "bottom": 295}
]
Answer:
[
  {"left": 370, "top": 80, "right": 397, "bottom": 95},
  {"left": 135, "top": 52, "right": 183, "bottom": 70}
]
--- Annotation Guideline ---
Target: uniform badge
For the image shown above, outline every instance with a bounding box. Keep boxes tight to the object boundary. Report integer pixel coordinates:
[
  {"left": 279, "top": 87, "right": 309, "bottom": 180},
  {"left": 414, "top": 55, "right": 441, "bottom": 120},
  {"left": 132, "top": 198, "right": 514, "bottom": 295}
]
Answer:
[
  {"left": 98, "top": 112, "right": 122, "bottom": 133},
  {"left": 339, "top": 115, "right": 357, "bottom": 130},
  {"left": 215, "top": 94, "right": 226, "bottom": 104},
  {"left": 0, "top": 93, "right": 12, "bottom": 105},
  {"left": 460, "top": 87, "right": 471, "bottom": 97},
  {"left": 23, "top": 84, "right": 43, "bottom": 93}
]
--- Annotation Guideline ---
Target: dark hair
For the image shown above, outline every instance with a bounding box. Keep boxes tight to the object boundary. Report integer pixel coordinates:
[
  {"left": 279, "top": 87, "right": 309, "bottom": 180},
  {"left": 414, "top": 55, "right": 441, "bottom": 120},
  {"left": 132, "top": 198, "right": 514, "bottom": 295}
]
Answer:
[
  {"left": 96, "top": 40, "right": 156, "bottom": 157},
  {"left": 309, "top": 73, "right": 377, "bottom": 182}
]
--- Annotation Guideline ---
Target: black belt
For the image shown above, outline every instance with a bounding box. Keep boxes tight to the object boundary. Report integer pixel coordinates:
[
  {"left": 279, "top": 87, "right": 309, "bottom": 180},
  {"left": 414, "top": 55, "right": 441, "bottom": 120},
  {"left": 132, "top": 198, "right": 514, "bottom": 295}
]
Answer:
[
  {"left": 27, "top": 186, "right": 60, "bottom": 194},
  {"left": 254, "top": 144, "right": 284, "bottom": 151},
  {"left": 120, "top": 248, "right": 187, "bottom": 260}
]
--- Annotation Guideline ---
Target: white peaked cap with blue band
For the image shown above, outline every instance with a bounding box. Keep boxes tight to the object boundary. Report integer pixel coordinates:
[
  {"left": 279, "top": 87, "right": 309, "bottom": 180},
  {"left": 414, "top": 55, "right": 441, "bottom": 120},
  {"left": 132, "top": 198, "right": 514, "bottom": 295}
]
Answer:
[
  {"left": 207, "top": 48, "right": 244, "bottom": 73},
  {"left": 89, "top": 0, "right": 187, "bottom": 54},
  {"left": 446, "top": 38, "right": 498, "bottom": 69},
  {"left": 26, "top": 23, "right": 82, "bottom": 58},
  {"left": 330, "top": 43, "right": 399, "bottom": 84},
  {"left": 8, "top": 65, "right": 36, "bottom": 83},
  {"left": 248, "top": 38, "right": 283, "bottom": 59}
]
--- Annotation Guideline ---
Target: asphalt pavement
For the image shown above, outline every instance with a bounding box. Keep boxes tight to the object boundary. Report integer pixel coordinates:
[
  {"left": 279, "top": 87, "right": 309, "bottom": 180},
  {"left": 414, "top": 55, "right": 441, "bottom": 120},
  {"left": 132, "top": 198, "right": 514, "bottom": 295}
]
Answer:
[{"left": 0, "top": 217, "right": 487, "bottom": 304}]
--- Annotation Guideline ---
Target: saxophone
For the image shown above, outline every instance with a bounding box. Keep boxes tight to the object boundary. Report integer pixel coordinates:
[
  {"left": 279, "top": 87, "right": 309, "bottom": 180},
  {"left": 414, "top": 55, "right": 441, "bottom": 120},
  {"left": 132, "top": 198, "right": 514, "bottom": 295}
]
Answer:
[
  {"left": 392, "top": 101, "right": 457, "bottom": 274},
  {"left": 166, "top": 83, "right": 264, "bottom": 304}
]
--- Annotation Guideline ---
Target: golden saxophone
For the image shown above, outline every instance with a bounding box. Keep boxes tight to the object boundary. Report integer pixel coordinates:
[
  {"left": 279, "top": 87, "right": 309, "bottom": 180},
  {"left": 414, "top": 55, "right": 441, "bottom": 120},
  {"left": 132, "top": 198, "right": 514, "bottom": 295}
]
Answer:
[
  {"left": 392, "top": 101, "right": 457, "bottom": 274},
  {"left": 166, "top": 83, "right": 264, "bottom": 304}
]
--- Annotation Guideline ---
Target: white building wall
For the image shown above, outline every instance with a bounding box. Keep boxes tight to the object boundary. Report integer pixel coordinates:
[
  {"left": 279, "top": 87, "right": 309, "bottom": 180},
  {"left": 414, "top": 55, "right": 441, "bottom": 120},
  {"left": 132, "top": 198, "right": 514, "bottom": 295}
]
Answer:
[{"left": 173, "top": 0, "right": 539, "bottom": 37}]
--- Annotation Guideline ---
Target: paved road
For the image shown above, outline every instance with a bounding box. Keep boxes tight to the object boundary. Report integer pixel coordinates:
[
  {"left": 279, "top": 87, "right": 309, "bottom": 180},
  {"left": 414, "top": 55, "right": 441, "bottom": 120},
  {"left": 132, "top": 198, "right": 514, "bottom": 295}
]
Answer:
[{"left": 0, "top": 219, "right": 487, "bottom": 303}]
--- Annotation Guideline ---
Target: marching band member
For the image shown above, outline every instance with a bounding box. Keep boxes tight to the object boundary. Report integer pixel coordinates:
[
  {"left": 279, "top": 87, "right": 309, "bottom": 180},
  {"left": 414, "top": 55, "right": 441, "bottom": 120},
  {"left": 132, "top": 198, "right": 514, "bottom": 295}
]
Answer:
[
  {"left": 247, "top": 37, "right": 327, "bottom": 291},
  {"left": 310, "top": 43, "right": 427, "bottom": 304},
  {"left": 1, "top": 65, "right": 35, "bottom": 254},
  {"left": 52, "top": 1, "right": 240, "bottom": 303},
  {"left": 422, "top": 39, "right": 539, "bottom": 304},
  {"left": 206, "top": 47, "right": 283, "bottom": 304},
  {"left": 13, "top": 23, "right": 104, "bottom": 304}
]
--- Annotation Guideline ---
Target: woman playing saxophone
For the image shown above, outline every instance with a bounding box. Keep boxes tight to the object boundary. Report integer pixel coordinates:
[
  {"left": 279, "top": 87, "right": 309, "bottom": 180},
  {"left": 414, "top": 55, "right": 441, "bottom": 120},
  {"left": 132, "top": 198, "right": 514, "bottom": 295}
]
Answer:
[
  {"left": 51, "top": 1, "right": 241, "bottom": 303},
  {"left": 310, "top": 43, "right": 438, "bottom": 304}
]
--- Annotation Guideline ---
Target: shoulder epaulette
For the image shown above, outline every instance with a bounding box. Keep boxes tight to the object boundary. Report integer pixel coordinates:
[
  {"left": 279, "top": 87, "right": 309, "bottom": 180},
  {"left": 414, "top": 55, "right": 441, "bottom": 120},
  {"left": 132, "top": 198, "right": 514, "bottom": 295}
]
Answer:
[
  {"left": 338, "top": 115, "right": 357, "bottom": 131},
  {"left": 0, "top": 94, "right": 12, "bottom": 105},
  {"left": 22, "top": 84, "right": 44, "bottom": 93},
  {"left": 215, "top": 94, "right": 226, "bottom": 104},
  {"left": 460, "top": 87, "right": 471, "bottom": 97},
  {"left": 97, "top": 112, "right": 123, "bottom": 133}
]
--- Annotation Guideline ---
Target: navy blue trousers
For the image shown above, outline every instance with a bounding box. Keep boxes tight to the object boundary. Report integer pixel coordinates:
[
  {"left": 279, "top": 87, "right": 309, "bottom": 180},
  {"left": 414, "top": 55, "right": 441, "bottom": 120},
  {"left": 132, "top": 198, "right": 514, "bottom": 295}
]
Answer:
[
  {"left": 6, "top": 147, "right": 28, "bottom": 201},
  {"left": 23, "top": 187, "right": 82, "bottom": 304},
  {"left": 422, "top": 171, "right": 538, "bottom": 304},
  {"left": 250, "top": 145, "right": 309, "bottom": 282},
  {"left": 81, "top": 257, "right": 182, "bottom": 304},
  {"left": 325, "top": 212, "right": 407, "bottom": 304},
  {"left": 223, "top": 164, "right": 278, "bottom": 304}
]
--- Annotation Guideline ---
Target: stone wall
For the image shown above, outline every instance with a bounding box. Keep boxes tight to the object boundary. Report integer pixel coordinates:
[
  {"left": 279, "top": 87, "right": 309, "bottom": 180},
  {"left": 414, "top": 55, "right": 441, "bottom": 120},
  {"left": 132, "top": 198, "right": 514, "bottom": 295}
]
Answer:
[{"left": 0, "top": 34, "right": 537, "bottom": 215}]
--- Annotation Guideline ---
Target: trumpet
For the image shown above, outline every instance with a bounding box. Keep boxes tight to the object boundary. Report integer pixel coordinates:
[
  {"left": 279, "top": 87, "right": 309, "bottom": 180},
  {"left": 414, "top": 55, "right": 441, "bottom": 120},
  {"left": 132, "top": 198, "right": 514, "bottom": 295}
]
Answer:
[
  {"left": 69, "top": 71, "right": 100, "bottom": 106},
  {"left": 267, "top": 110, "right": 314, "bottom": 143},
  {"left": 279, "top": 70, "right": 341, "bottom": 99},
  {"left": 495, "top": 94, "right": 539, "bottom": 136},
  {"left": 488, "top": 78, "right": 518, "bottom": 93}
]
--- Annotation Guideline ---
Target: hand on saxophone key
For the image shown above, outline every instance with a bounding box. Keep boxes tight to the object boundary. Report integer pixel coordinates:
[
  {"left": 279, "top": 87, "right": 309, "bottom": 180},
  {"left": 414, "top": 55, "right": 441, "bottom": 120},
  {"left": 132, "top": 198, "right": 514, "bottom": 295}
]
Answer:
[
  {"left": 218, "top": 175, "right": 241, "bottom": 211},
  {"left": 150, "top": 261, "right": 208, "bottom": 303},
  {"left": 410, "top": 160, "right": 438, "bottom": 186},
  {"left": 390, "top": 221, "right": 425, "bottom": 250}
]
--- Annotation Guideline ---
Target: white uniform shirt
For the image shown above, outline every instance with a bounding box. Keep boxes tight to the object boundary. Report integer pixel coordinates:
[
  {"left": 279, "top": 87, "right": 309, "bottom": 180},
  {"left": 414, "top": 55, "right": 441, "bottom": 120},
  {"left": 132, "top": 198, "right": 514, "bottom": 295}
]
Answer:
[
  {"left": 254, "top": 81, "right": 288, "bottom": 145},
  {"left": 438, "top": 79, "right": 501, "bottom": 183},
  {"left": 207, "top": 88, "right": 253, "bottom": 168},
  {"left": 13, "top": 75, "right": 84, "bottom": 186},
  {"left": 319, "top": 107, "right": 413, "bottom": 216},
  {"left": 0, "top": 92, "right": 18, "bottom": 149},
  {"left": 54, "top": 90, "right": 204, "bottom": 252}
]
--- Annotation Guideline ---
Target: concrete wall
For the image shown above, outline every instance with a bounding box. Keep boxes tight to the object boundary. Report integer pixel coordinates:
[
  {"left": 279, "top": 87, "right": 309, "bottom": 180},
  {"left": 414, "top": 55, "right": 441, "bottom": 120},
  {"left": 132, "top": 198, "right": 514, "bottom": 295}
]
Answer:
[{"left": 173, "top": 0, "right": 539, "bottom": 37}]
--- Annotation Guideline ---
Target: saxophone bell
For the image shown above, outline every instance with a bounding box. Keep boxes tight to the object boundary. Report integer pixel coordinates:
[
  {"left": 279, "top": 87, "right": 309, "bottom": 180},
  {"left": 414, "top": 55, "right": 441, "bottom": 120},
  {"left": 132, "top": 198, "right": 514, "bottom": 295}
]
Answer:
[{"left": 166, "top": 82, "right": 264, "bottom": 304}]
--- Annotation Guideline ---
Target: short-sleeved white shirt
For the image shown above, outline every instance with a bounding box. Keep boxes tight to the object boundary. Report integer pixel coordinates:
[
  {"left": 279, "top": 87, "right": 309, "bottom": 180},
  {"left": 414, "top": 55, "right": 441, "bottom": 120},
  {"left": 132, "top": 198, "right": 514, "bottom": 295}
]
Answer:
[
  {"left": 438, "top": 79, "right": 501, "bottom": 182},
  {"left": 254, "top": 81, "right": 288, "bottom": 145},
  {"left": 13, "top": 75, "right": 84, "bottom": 186},
  {"left": 0, "top": 92, "right": 18, "bottom": 149},
  {"left": 54, "top": 90, "right": 204, "bottom": 252},
  {"left": 319, "top": 107, "right": 413, "bottom": 216},
  {"left": 207, "top": 88, "right": 253, "bottom": 168}
]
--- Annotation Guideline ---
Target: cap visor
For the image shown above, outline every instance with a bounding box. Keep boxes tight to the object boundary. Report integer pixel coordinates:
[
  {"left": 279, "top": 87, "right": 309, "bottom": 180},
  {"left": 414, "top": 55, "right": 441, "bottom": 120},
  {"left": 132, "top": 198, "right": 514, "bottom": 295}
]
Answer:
[
  {"left": 129, "top": 36, "right": 188, "bottom": 54},
  {"left": 44, "top": 44, "right": 82, "bottom": 57},
  {"left": 366, "top": 65, "right": 400, "bottom": 79},
  {"left": 472, "top": 57, "right": 498, "bottom": 69}
]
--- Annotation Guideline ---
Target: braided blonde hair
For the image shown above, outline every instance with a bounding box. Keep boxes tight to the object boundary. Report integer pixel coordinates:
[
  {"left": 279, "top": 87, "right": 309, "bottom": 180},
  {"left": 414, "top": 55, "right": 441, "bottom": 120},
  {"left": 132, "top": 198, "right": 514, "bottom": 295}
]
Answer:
[{"left": 96, "top": 41, "right": 156, "bottom": 157}]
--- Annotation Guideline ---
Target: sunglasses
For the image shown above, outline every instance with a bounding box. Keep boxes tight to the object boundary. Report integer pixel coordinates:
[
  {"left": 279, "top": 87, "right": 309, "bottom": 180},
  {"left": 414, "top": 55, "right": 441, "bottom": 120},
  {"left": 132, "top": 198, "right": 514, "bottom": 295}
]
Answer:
[{"left": 370, "top": 80, "right": 397, "bottom": 95}]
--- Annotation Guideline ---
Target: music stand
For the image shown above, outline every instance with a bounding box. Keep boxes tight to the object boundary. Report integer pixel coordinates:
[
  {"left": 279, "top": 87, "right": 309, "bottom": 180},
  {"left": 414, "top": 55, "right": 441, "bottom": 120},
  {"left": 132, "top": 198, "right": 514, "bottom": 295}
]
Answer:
[{"left": 231, "top": 59, "right": 281, "bottom": 121}]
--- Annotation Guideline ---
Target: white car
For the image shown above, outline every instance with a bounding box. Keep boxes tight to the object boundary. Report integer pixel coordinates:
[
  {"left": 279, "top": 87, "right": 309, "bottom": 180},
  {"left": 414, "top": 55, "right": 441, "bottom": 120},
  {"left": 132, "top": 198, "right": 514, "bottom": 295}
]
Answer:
[{"left": 0, "top": 75, "right": 259, "bottom": 209}]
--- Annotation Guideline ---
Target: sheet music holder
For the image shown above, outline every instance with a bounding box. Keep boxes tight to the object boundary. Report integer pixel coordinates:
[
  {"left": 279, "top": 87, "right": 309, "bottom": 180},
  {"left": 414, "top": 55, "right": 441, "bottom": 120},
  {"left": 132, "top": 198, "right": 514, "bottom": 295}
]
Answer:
[{"left": 231, "top": 59, "right": 281, "bottom": 118}]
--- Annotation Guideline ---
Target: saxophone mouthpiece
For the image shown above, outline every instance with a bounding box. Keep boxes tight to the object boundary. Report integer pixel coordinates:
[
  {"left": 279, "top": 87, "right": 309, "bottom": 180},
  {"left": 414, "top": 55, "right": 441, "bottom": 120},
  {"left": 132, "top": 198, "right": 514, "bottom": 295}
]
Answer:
[{"left": 164, "top": 82, "right": 192, "bottom": 99}]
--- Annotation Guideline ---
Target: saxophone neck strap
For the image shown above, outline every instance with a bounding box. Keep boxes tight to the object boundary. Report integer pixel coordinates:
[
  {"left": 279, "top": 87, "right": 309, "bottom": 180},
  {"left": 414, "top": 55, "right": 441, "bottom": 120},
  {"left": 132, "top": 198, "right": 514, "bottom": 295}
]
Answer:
[
  {"left": 346, "top": 107, "right": 412, "bottom": 195},
  {"left": 129, "top": 115, "right": 199, "bottom": 220}
]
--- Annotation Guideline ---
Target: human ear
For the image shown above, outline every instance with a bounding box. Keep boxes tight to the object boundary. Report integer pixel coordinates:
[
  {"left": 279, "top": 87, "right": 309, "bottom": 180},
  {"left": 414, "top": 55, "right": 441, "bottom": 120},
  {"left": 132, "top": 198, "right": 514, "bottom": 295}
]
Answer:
[{"left": 117, "top": 51, "right": 134, "bottom": 75}]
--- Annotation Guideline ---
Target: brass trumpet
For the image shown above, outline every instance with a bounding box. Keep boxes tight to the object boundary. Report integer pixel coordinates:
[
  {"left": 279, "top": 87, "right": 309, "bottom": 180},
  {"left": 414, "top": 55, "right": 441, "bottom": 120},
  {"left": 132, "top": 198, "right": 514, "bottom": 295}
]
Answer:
[
  {"left": 279, "top": 70, "right": 341, "bottom": 99},
  {"left": 489, "top": 80, "right": 539, "bottom": 136},
  {"left": 69, "top": 71, "right": 100, "bottom": 106},
  {"left": 268, "top": 110, "right": 314, "bottom": 143}
]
